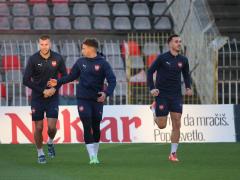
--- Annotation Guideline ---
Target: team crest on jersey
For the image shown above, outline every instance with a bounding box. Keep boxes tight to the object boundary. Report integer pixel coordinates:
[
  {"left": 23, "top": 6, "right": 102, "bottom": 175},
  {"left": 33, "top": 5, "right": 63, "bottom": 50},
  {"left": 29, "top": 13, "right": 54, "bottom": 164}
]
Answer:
[
  {"left": 178, "top": 62, "right": 183, "bottom": 68},
  {"left": 79, "top": 106, "right": 84, "bottom": 112},
  {"left": 52, "top": 60, "right": 57, "bottom": 67},
  {"left": 31, "top": 108, "right": 36, "bottom": 114},
  {"left": 159, "top": 105, "right": 164, "bottom": 110},
  {"left": 94, "top": 65, "right": 100, "bottom": 71}
]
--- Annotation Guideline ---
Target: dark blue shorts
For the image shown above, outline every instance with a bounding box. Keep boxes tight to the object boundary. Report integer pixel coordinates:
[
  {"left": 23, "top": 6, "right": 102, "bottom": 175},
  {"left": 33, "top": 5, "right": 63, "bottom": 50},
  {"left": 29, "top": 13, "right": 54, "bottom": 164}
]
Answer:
[
  {"left": 31, "top": 98, "right": 59, "bottom": 121},
  {"left": 155, "top": 96, "right": 183, "bottom": 117},
  {"left": 77, "top": 98, "right": 103, "bottom": 120}
]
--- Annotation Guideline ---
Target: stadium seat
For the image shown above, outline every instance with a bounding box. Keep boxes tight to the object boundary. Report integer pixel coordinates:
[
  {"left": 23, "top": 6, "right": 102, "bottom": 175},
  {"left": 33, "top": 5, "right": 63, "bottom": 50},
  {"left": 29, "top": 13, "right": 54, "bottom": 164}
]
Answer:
[
  {"left": 110, "top": 0, "right": 126, "bottom": 2},
  {"left": 53, "top": 17, "right": 71, "bottom": 30},
  {"left": 59, "top": 83, "right": 75, "bottom": 97},
  {"left": 73, "top": 3, "right": 90, "bottom": 16},
  {"left": 114, "top": 82, "right": 127, "bottom": 96},
  {"left": 129, "top": 69, "right": 147, "bottom": 83},
  {"left": 61, "top": 42, "right": 80, "bottom": 56},
  {"left": 12, "top": 96, "right": 28, "bottom": 106},
  {"left": 0, "top": 3, "right": 10, "bottom": 16},
  {"left": 106, "top": 55, "right": 124, "bottom": 69},
  {"left": 133, "top": 17, "right": 151, "bottom": 30},
  {"left": 146, "top": 54, "right": 158, "bottom": 67},
  {"left": 19, "top": 42, "right": 38, "bottom": 55},
  {"left": 128, "top": 55, "right": 144, "bottom": 69},
  {"left": 74, "top": 17, "right": 91, "bottom": 30},
  {"left": 2, "top": 55, "right": 21, "bottom": 70},
  {"left": 12, "top": 3, "right": 30, "bottom": 16},
  {"left": 0, "top": 43, "right": 19, "bottom": 55},
  {"left": 51, "top": 42, "right": 59, "bottom": 53},
  {"left": 152, "top": 2, "right": 169, "bottom": 15},
  {"left": 65, "top": 56, "right": 78, "bottom": 68},
  {"left": 0, "top": 17, "right": 10, "bottom": 30},
  {"left": 93, "top": 17, "right": 111, "bottom": 30},
  {"left": 10, "top": 0, "right": 27, "bottom": 2},
  {"left": 93, "top": 3, "right": 110, "bottom": 16},
  {"left": 32, "top": 3, "right": 50, "bottom": 16},
  {"left": 132, "top": 3, "right": 150, "bottom": 15},
  {"left": 154, "top": 16, "right": 171, "bottom": 30},
  {"left": 102, "top": 42, "right": 121, "bottom": 55},
  {"left": 113, "top": 17, "right": 131, "bottom": 30},
  {"left": 112, "top": 3, "right": 130, "bottom": 16},
  {"left": 13, "top": 17, "right": 31, "bottom": 30},
  {"left": 5, "top": 70, "right": 23, "bottom": 82},
  {"left": 0, "top": 83, "right": 6, "bottom": 98},
  {"left": 33, "top": 17, "right": 51, "bottom": 30},
  {"left": 121, "top": 41, "right": 141, "bottom": 56},
  {"left": 52, "top": 0, "right": 69, "bottom": 3},
  {"left": 114, "top": 69, "right": 127, "bottom": 82},
  {"left": 143, "top": 42, "right": 160, "bottom": 56},
  {"left": 53, "top": 3, "right": 70, "bottom": 16},
  {"left": 90, "top": 0, "right": 106, "bottom": 2}
]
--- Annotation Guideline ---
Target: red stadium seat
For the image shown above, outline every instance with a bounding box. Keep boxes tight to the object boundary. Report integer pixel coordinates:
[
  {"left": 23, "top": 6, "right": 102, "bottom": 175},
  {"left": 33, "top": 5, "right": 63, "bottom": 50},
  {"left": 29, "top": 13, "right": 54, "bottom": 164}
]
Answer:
[
  {"left": 147, "top": 54, "right": 158, "bottom": 67},
  {"left": 2, "top": 55, "right": 21, "bottom": 71},
  {"left": 121, "top": 41, "right": 141, "bottom": 58},
  {"left": 0, "top": 83, "right": 6, "bottom": 97}
]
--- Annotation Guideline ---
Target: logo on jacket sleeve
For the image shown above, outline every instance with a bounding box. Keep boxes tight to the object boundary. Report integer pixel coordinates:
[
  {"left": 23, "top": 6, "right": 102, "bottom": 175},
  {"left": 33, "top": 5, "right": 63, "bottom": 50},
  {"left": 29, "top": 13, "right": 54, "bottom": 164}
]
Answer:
[
  {"left": 94, "top": 65, "right": 100, "bottom": 71},
  {"left": 52, "top": 60, "right": 57, "bottom": 67},
  {"left": 159, "top": 105, "right": 164, "bottom": 111},
  {"left": 79, "top": 106, "right": 84, "bottom": 112}
]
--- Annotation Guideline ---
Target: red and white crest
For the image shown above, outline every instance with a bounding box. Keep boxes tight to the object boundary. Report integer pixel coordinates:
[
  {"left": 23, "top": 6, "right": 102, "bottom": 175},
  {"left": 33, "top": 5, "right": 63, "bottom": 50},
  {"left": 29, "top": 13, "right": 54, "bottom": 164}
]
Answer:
[
  {"left": 159, "top": 105, "right": 164, "bottom": 110},
  {"left": 178, "top": 62, "right": 183, "bottom": 68},
  {"left": 94, "top": 65, "right": 100, "bottom": 71},
  {"left": 79, "top": 106, "right": 84, "bottom": 112},
  {"left": 31, "top": 108, "right": 36, "bottom": 114},
  {"left": 52, "top": 61, "right": 57, "bottom": 67}
]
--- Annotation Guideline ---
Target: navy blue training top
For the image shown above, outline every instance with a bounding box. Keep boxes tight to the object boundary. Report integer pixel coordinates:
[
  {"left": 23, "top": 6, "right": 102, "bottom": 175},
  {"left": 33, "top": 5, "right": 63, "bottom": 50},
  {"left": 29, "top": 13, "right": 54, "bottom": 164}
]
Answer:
[
  {"left": 23, "top": 50, "right": 67, "bottom": 100},
  {"left": 147, "top": 51, "right": 191, "bottom": 97},
  {"left": 57, "top": 53, "right": 116, "bottom": 101}
]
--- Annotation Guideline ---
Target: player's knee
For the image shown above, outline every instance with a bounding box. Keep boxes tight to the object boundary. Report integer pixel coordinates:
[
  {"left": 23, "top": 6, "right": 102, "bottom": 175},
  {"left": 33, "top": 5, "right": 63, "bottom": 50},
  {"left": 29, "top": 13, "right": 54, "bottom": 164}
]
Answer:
[
  {"left": 48, "top": 127, "right": 56, "bottom": 134},
  {"left": 35, "top": 126, "right": 43, "bottom": 133}
]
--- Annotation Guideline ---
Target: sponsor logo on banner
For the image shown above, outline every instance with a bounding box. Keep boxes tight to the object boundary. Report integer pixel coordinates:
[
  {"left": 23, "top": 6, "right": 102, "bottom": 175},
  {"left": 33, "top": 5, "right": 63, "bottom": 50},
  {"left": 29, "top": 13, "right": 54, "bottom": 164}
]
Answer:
[{"left": 0, "top": 105, "right": 236, "bottom": 144}]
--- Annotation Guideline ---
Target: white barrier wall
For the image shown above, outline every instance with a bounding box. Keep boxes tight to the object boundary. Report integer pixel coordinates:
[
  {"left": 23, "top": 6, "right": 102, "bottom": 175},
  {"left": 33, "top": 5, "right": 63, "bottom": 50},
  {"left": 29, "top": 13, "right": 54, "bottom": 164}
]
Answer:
[{"left": 0, "top": 105, "right": 236, "bottom": 144}]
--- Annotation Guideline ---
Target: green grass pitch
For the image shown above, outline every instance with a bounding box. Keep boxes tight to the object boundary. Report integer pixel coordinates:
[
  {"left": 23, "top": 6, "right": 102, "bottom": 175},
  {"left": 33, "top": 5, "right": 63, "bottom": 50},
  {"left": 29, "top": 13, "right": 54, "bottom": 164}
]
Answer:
[{"left": 0, "top": 143, "right": 239, "bottom": 180}]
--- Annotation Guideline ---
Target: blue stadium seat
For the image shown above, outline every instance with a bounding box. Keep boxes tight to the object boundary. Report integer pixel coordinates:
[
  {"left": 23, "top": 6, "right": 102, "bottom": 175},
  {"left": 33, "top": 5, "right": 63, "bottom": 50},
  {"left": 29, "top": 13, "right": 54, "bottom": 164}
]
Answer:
[
  {"left": 19, "top": 42, "right": 38, "bottom": 56},
  {"left": 102, "top": 42, "right": 121, "bottom": 55},
  {"left": 152, "top": 2, "right": 169, "bottom": 15},
  {"left": 129, "top": 55, "right": 144, "bottom": 69},
  {"left": 114, "top": 69, "right": 127, "bottom": 82},
  {"left": 143, "top": 42, "right": 160, "bottom": 56},
  {"left": 33, "top": 17, "right": 51, "bottom": 30},
  {"left": 133, "top": 17, "right": 151, "bottom": 30},
  {"left": 0, "top": 17, "right": 10, "bottom": 30},
  {"left": 61, "top": 42, "right": 80, "bottom": 56},
  {"left": 113, "top": 17, "right": 131, "bottom": 30},
  {"left": 32, "top": 3, "right": 50, "bottom": 16},
  {"left": 132, "top": 3, "right": 149, "bottom": 15},
  {"left": 53, "top": 17, "right": 71, "bottom": 30},
  {"left": 73, "top": 3, "right": 90, "bottom": 16},
  {"left": 53, "top": 3, "right": 70, "bottom": 16},
  {"left": 5, "top": 70, "right": 22, "bottom": 82},
  {"left": 112, "top": 3, "right": 130, "bottom": 16},
  {"left": 12, "top": 3, "right": 30, "bottom": 16},
  {"left": 0, "top": 3, "right": 10, "bottom": 16},
  {"left": 13, "top": 17, "right": 31, "bottom": 30},
  {"left": 154, "top": 16, "right": 171, "bottom": 30},
  {"left": 74, "top": 17, "right": 91, "bottom": 30},
  {"left": 106, "top": 55, "right": 124, "bottom": 69},
  {"left": 0, "top": 43, "right": 19, "bottom": 55},
  {"left": 93, "top": 3, "right": 110, "bottom": 16},
  {"left": 93, "top": 17, "right": 111, "bottom": 30}
]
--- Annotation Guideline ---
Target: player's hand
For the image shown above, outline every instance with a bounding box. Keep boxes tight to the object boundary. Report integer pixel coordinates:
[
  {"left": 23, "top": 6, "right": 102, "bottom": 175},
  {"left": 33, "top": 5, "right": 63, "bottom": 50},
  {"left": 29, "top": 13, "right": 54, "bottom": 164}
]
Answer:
[
  {"left": 185, "top": 88, "right": 192, "bottom": 96},
  {"left": 97, "top": 92, "right": 106, "bottom": 103},
  {"left": 150, "top": 89, "right": 159, "bottom": 97},
  {"left": 43, "top": 88, "right": 56, "bottom": 98},
  {"left": 47, "top": 79, "right": 57, "bottom": 87}
]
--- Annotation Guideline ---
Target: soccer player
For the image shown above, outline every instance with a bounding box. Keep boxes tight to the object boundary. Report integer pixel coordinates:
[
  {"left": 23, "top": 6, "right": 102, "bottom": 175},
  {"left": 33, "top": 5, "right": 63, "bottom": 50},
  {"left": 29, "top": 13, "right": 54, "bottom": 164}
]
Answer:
[
  {"left": 23, "top": 35, "right": 67, "bottom": 164},
  {"left": 47, "top": 38, "right": 116, "bottom": 164},
  {"left": 147, "top": 34, "right": 192, "bottom": 162}
]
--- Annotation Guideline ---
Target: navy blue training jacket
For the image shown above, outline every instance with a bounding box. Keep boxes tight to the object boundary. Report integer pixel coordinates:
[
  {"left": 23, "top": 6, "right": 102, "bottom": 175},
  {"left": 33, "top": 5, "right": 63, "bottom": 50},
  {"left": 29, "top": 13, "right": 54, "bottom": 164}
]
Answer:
[
  {"left": 147, "top": 51, "right": 191, "bottom": 97},
  {"left": 57, "top": 53, "right": 116, "bottom": 101}
]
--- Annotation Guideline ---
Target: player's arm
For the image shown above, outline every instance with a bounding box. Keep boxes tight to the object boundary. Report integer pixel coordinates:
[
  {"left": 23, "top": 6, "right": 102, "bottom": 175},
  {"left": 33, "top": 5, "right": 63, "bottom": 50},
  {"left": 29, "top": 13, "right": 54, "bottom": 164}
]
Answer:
[
  {"left": 48, "top": 61, "right": 80, "bottom": 87},
  {"left": 97, "top": 61, "right": 116, "bottom": 103},
  {"left": 182, "top": 58, "right": 192, "bottom": 96},
  {"left": 147, "top": 56, "right": 160, "bottom": 96},
  {"left": 55, "top": 56, "right": 68, "bottom": 90},
  {"left": 103, "top": 61, "right": 116, "bottom": 96},
  {"left": 23, "top": 57, "right": 45, "bottom": 93}
]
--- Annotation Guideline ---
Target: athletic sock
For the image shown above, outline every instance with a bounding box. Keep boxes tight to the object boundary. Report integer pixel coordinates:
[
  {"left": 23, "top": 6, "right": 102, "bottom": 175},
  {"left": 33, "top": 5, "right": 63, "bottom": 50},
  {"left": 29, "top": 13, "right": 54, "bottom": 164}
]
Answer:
[
  {"left": 171, "top": 143, "right": 178, "bottom": 154},
  {"left": 48, "top": 138, "right": 53, "bottom": 145},
  {"left": 86, "top": 143, "right": 95, "bottom": 159},
  {"left": 93, "top": 143, "right": 99, "bottom": 157},
  {"left": 37, "top": 148, "right": 44, "bottom": 157}
]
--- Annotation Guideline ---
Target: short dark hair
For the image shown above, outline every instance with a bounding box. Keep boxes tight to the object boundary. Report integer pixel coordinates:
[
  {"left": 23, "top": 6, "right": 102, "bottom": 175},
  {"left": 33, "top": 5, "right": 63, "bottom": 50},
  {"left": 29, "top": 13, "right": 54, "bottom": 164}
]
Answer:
[
  {"left": 82, "top": 38, "right": 99, "bottom": 49},
  {"left": 39, "top": 35, "right": 51, "bottom": 41},
  {"left": 167, "top": 34, "right": 179, "bottom": 44}
]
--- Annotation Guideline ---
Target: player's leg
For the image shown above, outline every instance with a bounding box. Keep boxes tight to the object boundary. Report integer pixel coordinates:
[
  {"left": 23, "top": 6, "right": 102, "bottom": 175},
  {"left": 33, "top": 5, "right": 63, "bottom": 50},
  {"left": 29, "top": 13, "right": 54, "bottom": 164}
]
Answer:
[
  {"left": 31, "top": 103, "right": 46, "bottom": 164},
  {"left": 168, "top": 96, "right": 183, "bottom": 162},
  {"left": 46, "top": 99, "right": 59, "bottom": 158},
  {"left": 77, "top": 99, "right": 95, "bottom": 164},
  {"left": 91, "top": 102, "right": 104, "bottom": 164},
  {"left": 154, "top": 96, "right": 169, "bottom": 129}
]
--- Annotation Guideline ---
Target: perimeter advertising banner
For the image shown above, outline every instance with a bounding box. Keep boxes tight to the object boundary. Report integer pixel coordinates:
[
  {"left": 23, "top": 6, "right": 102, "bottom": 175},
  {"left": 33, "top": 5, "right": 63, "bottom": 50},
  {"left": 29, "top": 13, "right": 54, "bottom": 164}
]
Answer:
[{"left": 0, "top": 105, "right": 236, "bottom": 144}]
